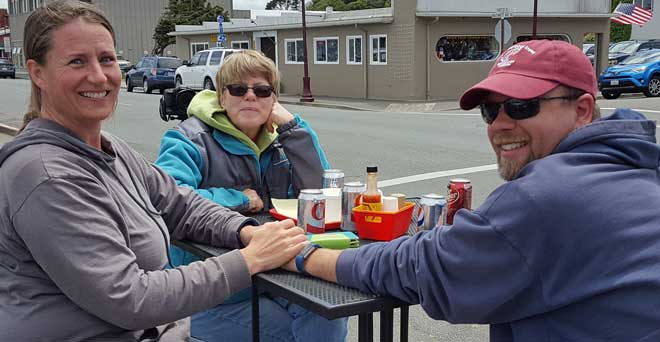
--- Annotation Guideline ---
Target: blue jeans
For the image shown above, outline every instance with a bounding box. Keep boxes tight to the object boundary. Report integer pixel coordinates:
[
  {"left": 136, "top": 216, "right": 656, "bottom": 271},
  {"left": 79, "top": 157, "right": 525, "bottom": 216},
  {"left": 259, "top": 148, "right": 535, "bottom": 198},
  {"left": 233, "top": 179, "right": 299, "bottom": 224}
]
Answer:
[{"left": 191, "top": 295, "right": 348, "bottom": 342}]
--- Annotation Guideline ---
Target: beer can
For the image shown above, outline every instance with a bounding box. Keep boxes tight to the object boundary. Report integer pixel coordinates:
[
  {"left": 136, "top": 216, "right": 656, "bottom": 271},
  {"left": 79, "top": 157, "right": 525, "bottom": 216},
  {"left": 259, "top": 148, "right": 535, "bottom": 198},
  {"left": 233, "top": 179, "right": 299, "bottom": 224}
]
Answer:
[
  {"left": 447, "top": 178, "right": 472, "bottom": 225},
  {"left": 418, "top": 194, "right": 447, "bottom": 231},
  {"left": 297, "top": 189, "right": 325, "bottom": 234},
  {"left": 322, "top": 169, "right": 345, "bottom": 189},
  {"left": 341, "top": 181, "right": 365, "bottom": 232}
]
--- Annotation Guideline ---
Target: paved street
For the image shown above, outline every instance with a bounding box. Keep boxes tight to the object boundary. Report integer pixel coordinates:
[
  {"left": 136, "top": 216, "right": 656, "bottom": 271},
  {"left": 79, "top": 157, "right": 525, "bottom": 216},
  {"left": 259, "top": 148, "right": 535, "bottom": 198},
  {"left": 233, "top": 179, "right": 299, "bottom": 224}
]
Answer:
[{"left": 2, "top": 77, "right": 660, "bottom": 341}]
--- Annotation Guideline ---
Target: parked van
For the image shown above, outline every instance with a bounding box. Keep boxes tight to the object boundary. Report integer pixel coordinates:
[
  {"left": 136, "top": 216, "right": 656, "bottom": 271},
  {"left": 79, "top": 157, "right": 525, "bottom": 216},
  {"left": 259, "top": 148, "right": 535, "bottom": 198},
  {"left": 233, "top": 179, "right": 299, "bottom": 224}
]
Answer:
[{"left": 175, "top": 48, "right": 242, "bottom": 90}]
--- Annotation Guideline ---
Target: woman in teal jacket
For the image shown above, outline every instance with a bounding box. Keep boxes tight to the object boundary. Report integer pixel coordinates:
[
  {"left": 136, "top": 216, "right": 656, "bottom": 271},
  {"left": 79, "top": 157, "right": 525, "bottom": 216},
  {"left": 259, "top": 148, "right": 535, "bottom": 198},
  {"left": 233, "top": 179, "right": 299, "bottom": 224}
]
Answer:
[{"left": 155, "top": 50, "right": 345, "bottom": 342}]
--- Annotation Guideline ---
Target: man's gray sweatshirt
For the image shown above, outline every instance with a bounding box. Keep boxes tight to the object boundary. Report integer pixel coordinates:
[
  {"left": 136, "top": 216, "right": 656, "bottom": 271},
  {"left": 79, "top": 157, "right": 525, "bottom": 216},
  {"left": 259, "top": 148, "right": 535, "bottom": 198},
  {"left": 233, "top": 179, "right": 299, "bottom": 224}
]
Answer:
[{"left": 0, "top": 118, "right": 257, "bottom": 341}]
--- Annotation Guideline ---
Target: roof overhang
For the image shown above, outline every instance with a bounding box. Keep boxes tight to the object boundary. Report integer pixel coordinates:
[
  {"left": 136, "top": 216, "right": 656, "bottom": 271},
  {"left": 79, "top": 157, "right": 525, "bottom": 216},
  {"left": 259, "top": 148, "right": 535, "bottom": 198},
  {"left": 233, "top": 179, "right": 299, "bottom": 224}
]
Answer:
[{"left": 416, "top": 12, "right": 613, "bottom": 19}]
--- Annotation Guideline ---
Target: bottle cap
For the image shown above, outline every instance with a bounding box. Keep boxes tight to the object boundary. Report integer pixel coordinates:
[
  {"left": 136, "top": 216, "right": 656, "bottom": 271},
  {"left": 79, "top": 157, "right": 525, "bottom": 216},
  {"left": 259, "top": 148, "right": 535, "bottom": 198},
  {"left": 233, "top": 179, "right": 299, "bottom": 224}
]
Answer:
[{"left": 366, "top": 166, "right": 378, "bottom": 173}]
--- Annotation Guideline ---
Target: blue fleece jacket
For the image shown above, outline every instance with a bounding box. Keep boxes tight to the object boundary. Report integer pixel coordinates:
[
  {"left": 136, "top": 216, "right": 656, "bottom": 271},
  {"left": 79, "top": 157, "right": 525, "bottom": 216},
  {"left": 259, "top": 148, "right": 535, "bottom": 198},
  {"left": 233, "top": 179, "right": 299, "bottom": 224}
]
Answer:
[{"left": 336, "top": 109, "right": 660, "bottom": 341}]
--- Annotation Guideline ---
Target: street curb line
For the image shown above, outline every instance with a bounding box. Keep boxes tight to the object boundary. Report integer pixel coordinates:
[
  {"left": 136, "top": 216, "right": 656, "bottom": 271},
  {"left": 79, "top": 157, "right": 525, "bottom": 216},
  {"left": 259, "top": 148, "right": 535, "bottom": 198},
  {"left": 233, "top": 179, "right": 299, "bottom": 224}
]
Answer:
[
  {"left": 278, "top": 99, "right": 374, "bottom": 112},
  {"left": 0, "top": 123, "right": 19, "bottom": 136}
]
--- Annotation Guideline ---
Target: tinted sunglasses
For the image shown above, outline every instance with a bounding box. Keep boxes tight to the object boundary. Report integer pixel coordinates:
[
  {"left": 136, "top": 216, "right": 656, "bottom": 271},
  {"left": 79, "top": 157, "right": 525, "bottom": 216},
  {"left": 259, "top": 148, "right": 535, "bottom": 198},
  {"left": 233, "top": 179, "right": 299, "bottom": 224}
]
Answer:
[
  {"left": 224, "top": 84, "right": 274, "bottom": 98},
  {"left": 480, "top": 96, "right": 577, "bottom": 124}
]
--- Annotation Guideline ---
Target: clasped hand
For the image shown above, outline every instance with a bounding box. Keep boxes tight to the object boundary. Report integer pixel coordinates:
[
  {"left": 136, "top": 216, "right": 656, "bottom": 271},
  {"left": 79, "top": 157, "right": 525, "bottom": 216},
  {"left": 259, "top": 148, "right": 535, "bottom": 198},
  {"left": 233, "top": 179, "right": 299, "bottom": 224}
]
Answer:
[{"left": 239, "top": 219, "right": 307, "bottom": 275}]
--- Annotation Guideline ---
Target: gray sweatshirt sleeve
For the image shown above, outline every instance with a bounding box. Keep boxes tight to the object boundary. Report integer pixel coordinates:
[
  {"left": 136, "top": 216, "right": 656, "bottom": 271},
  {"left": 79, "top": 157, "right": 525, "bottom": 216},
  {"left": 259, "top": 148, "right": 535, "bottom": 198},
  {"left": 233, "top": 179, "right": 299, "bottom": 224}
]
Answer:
[
  {"left": 12, "top": 176, "right": 252, "bottom": 330},
  {"left": 276, "top": 115, "right": 328, "bottom": 193}
]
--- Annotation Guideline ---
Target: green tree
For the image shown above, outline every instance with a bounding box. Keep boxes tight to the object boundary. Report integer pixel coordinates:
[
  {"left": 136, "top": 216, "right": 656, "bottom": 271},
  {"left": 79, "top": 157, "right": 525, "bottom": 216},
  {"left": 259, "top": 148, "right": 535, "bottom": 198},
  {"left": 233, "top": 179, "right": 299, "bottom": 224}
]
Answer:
[
  {"left": 307, "top": 0, "right": 390, "bottom": 11},
  {"left": 610, "top": 0, "right": 632, "bottom": 42},
  {"left": 153, "top": 0, "right": 229, "bottom": 55},
  {"left": 265, "top": 0, "right": 300, "bottom": 10}
]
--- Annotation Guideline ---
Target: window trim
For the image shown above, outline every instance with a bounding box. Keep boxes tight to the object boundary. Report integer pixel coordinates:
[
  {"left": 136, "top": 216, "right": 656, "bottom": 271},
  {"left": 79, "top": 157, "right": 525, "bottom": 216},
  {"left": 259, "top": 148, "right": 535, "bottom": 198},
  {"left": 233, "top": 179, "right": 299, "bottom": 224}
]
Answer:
[
  {"left": 435, "top": 35, "right": 502, "bottom": 64},
  {"left": 190, "top": 43, "right": 209, "bottom": 59},
  {"left": 285, "top": 38, "right": 304, "bottom": 65},
  {"left": 369, "top": 34, "right": 388, "bottom": 65},
  {"left": 231, "top": 40, "right": 250, "bottom": 50},
  {"left": 346, "top": 35, "right": 363, "bottom": 65},
  {"left": 313, "top": 36, "right": 340, "bottom": 65}
]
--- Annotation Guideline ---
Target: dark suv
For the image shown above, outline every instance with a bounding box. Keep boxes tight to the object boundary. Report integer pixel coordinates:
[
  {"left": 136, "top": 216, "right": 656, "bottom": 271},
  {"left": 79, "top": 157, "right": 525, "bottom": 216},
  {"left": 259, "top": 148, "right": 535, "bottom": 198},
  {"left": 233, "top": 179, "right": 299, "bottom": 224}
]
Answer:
[
  {"left": 0, "top": 59, "right": 15, "bottom": 79},
  {"left": 125, "top": 56, "right": 182, "bottom": 94}
]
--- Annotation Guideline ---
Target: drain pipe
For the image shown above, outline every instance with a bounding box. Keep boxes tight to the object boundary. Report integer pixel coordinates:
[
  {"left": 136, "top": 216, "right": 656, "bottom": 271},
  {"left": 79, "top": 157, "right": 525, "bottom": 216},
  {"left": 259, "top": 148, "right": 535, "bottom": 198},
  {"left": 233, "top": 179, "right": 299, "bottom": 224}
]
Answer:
[
  {"left": 426, "top": 16, "right": 439, "bottom": 101},
  {"left": 356, "top": 24, "right": 369, "bottom": 99}
]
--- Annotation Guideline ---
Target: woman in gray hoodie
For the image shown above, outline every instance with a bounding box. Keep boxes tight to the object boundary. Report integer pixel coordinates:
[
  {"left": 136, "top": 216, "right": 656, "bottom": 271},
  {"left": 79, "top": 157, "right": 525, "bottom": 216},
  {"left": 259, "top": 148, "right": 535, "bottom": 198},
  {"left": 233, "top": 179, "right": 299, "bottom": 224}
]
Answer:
[{"left": 0, "top": 1, "right": 308, "bottom": 340}]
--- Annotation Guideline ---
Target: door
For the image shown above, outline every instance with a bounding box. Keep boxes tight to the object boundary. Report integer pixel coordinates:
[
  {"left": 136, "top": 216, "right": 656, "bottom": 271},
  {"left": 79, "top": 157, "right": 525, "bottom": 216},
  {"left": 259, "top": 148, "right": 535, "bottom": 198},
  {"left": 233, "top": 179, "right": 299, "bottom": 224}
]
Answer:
[
  {"left": 190, "top": 51, "right": 209, "bottom": 88},
  {"left": 260, "top": 37, "right": 276, "bottom": 63}
]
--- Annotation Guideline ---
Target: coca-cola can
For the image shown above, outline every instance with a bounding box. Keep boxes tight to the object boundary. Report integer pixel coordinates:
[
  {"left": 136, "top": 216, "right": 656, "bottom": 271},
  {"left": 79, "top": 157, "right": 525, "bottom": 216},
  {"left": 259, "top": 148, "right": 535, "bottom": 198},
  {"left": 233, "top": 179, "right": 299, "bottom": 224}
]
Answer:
[
  {"left": 418, "top": 194, "right": 447, "bottom": 232},
  {"left": 322, "top": 169, "right": 345, "bottom": 189},
  {"left": 297, "top": 189, "right": 325, "bottom": 234},
  {"left": 446, "top": 178, "right": 472, "bottom": 225},
  {"left": 341, "top": 181, "right": 365, "bottom": 232}
]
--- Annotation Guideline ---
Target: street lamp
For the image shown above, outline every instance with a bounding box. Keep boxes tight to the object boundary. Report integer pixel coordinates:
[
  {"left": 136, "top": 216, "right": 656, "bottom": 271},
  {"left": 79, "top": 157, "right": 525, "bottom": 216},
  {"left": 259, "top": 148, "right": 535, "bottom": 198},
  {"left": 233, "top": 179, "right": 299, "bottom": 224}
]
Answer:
[{"left": 300, "top": 0, "right": 314, "bottom": 102}]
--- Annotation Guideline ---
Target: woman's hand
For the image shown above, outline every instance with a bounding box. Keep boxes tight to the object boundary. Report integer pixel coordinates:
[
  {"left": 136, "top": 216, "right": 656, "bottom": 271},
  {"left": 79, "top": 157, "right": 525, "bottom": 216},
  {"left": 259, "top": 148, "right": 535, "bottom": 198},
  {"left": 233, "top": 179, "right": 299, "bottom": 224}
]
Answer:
[
  {"left": 266, "top": 102, "right": 295, "bottom": 133},
  {"left": 239, "top": 219, "right": 308, "bottom": 275},
  {"left": 242, "top": 188, "right": 264, "bottom": 212}
]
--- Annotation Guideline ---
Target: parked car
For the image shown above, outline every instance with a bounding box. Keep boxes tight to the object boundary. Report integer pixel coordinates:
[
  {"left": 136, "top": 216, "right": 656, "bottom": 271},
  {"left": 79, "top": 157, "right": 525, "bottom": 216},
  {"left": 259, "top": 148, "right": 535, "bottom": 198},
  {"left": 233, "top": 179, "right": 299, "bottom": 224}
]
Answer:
[
  {"left": 0, "top": 59, "right": 15, "bottom": 79},
  {"left": 175, "top": 48, "right": 242, "bottom": 90},
  {"left": 125, "top": 56, "right": 183, "bottom": 94},
  {"left": 607, "top": 40, "right": 660, "bottom": 66},
  {"left": 116, "top": 57, "right": 133, "bottom": 73},
  {"left": 598, "top": 49, "right": 660, "bottom": 99}
]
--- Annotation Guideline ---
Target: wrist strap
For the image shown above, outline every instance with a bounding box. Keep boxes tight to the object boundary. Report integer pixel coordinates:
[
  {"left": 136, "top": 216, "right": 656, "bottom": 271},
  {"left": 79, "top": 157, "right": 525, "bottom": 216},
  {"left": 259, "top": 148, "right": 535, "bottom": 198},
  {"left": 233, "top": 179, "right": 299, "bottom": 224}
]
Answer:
[{"left": 295, "top": 244, "right": 321, "bottom": 276}]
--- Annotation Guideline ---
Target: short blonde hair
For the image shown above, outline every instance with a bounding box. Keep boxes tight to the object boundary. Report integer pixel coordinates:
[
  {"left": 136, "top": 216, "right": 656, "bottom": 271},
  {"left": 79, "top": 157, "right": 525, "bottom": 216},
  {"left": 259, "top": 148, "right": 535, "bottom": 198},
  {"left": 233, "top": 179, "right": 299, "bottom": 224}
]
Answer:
[{"left": 216, "top": 50, "right": 280, "bottom": 100}]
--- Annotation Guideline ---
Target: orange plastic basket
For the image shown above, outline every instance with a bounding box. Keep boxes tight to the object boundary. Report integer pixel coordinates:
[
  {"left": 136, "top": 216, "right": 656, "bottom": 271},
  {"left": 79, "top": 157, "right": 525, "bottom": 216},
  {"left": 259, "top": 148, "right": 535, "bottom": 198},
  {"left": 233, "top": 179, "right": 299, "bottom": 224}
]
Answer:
[{"left": 352, "top": 202, "right": 414, "bottom": 241}]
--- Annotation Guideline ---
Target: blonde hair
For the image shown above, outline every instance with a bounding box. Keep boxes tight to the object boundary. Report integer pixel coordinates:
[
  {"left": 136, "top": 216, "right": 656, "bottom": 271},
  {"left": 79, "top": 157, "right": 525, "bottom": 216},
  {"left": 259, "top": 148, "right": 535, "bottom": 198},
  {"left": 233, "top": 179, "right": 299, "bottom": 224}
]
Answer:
[
  {"left": 20, "top": 0, "right": 114, "bottom": 132},
  {"left": 216, "top": 50, "right": 280, "bottom": 101}
]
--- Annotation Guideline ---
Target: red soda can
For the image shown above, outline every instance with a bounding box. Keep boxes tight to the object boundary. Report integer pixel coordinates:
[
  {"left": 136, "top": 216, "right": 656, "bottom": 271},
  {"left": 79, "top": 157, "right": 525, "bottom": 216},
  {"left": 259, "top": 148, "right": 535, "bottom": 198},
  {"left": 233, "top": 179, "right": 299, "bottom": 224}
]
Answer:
[{"left": 446, "top": 178, "right": 472, "bottom": 225}]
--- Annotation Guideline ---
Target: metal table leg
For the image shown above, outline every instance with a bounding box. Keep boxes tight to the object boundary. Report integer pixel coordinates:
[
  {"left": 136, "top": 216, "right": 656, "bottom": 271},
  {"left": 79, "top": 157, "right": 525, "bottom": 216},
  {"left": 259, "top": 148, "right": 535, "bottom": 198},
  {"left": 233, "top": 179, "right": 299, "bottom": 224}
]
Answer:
[
  {"left": 379, "top": 309, "right": 394, "bottom": 342},
  {"left": 358, "top": 313, "right": 374, "bottom": 342},
  {"left": 400, "top": 306, "right": 409, "bottom": 342},
  {"left": 251, "top": 284, "right": 260, "bottom": 342}
]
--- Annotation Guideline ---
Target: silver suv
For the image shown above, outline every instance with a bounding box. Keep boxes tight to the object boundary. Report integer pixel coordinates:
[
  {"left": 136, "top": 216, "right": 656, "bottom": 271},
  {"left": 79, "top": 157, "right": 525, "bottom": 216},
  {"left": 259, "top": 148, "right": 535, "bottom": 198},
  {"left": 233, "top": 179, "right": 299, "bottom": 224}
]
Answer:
[{"left": 175, "top": 48, "right": 242, "bottom": 90}]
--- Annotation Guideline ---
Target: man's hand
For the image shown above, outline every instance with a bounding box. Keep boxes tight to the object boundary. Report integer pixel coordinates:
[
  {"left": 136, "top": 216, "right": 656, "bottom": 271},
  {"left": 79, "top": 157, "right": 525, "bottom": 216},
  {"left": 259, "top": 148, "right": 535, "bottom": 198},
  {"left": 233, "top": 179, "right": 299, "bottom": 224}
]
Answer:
[
  {"left": 242, "top": 188, "right": 264, "bottom": 212},
  {"left": 266, "top": 102, "right": 295, "bottom": 133},
  {"left": 240, "top": 219, "right": 308, "bottom": 275}
]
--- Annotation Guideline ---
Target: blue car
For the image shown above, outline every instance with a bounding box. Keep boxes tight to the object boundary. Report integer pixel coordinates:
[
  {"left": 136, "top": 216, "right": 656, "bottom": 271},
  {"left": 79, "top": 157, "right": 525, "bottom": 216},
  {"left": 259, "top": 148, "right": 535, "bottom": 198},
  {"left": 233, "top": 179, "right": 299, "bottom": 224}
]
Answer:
[
  {"left": 126, "top": 56, "right": 182, "bottom": 94},
  {"left": 598, "top": 49, "right": 660, "bottom": 99}
]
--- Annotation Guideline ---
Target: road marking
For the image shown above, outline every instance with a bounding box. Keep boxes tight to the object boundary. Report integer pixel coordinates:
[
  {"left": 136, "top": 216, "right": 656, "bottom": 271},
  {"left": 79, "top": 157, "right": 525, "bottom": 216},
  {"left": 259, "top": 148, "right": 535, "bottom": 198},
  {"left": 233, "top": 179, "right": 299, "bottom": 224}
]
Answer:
[
  {"left": 601, "top": 107, "right": 660, "bottom": 114},
  {"left": 378, "top": 164, "right": 498, "bottom": 188}
]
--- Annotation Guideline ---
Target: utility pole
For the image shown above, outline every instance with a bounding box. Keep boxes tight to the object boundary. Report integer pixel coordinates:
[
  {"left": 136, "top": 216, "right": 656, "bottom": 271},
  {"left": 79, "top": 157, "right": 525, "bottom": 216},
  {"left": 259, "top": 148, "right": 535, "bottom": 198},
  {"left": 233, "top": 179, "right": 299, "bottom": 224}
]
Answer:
[
  {"left": 532, "top": 0, "right": 538, "bottom": 39},
  {"left": 300, "top": 0, "right": 314, "bottom": 102}
]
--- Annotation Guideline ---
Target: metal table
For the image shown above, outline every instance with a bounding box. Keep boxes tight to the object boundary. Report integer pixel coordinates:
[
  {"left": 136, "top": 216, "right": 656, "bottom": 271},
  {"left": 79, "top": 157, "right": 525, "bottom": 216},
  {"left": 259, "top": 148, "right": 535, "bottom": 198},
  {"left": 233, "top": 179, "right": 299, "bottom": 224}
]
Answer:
[{"left": 174, "top": 198, "right": 421, "bottom": 342}]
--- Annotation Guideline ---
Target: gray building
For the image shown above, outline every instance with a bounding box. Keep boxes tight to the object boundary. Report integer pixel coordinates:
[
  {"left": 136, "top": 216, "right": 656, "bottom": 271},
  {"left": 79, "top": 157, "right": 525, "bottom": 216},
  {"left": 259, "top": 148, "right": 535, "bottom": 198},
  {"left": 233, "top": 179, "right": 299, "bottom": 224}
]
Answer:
[
  {"left": 171, "top": 0, "right": 612, "bottom": 100},
  {"left": 631, "top": 0, "right": 657, "bottom": 40},
  {"left": 7, "top": 0, "right": 233, "bottom": 68}
]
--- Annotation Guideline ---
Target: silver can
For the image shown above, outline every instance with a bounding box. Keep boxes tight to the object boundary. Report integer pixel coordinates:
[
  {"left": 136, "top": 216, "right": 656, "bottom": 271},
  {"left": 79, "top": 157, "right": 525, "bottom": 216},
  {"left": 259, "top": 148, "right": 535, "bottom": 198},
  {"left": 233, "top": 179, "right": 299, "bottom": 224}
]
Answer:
[
  {"left": 418, "top": 193, "right": 447, "bottom": 231},
  {"left": 341, "top": 181, "right": 366, "bottom": 232},
  {"left": 322, "top": 169, "right": 345, "bottom": 189},
  {"left": 297, "top": 189, "right": 325, "bottom": 234}
]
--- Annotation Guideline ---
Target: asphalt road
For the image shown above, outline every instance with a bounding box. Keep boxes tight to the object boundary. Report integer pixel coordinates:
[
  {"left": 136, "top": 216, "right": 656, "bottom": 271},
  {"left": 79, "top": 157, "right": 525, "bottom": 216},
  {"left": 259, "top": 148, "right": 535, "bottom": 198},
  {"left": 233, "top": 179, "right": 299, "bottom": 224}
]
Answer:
[{"left": 2, "top": 78, "right": 660, "bottom": 341}]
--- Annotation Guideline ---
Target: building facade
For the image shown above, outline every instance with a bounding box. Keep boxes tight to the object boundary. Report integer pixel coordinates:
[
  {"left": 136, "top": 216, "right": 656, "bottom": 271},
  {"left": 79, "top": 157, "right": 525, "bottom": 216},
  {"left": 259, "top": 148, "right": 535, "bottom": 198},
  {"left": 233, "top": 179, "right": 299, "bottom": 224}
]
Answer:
[
  {"left": 0, "top": 9, "right": 9, "bottom": 59},
  {"left": 171, "top": 0, "right": 612, "bottom": 100},
  {"left": 8, "top": 0, "right": 233, "bottom": 68},
  {"left": 631, "top": 0, "right": 657, "bottom": 40}
]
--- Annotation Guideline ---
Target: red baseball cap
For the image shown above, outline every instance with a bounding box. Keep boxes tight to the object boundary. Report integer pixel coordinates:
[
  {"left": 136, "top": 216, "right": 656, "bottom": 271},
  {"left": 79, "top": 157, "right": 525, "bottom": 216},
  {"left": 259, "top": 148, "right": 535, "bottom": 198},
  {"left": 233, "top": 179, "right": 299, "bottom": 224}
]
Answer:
[{"left": 459, "top": 39, "right": 597, "bottom": 110}]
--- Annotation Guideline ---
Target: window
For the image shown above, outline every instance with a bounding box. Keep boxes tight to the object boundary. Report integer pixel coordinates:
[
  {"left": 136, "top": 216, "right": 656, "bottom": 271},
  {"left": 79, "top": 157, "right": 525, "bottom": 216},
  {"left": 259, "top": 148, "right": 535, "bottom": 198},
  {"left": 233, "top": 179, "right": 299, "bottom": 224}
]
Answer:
[
  {"left": 190, "top": 43, "right": 209, "bottom": 57},
  {"left": 370, "top": 35, "right": 387, "bottom": 65},
  {"left": 635, "top": 0, "right": 653, "bottom": 11},
  {"left": 21, "top": 0, "right": 27, "bottom": 13},
  {"left": 190, "top": 53, "right": 201, "bottom": 66},
  {"left": 209, "top": 51, "right": 223, "bottom": 65},
  {"left": 314, "top": 37, "right": 339, "bottom": 64},
  {"left": 285, "top": 38, "right": 304, "bottom": 64},
  {"left": 197, "top": 51, "right": 209, "bottom": 66},
  {"left": 231, "top": 41, "right": 250, "bottom": 49},
  {"left": 516, "top": 34, "right": 570, "bottom": 44},
  {"left": 346, "top": 35, "right": 363, "bottom": 65},
  {"left": 435, "top": 36, "right": 499, "bottom": 62}
]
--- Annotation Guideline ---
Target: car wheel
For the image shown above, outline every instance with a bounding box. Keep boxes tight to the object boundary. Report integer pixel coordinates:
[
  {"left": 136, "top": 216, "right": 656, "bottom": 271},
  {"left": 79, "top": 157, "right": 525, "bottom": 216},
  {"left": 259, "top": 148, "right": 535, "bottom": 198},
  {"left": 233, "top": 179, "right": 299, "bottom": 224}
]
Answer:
[
  {"left": 643, "top": 76, "right": 660, "bottom": 97},
  {"left": 203, "top": 78, "right": 215, "bottom": 91},
  {"left": 601, "top": 91, "right": 620, "bottom": 100},
  {"left": 143, "top": 78, "right": 152, "bottom": 94},
  {"left": 126, "top": 77, "right": 133, "bottom": 92},
  {"left": 175, "top": 76, "right": 182, "bottom": 88}
]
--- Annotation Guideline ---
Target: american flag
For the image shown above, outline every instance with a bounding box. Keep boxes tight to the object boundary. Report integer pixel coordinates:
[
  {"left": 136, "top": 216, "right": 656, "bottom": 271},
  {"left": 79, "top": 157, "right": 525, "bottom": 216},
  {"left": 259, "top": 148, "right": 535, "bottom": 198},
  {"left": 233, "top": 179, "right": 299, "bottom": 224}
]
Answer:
[{"left": 611, "top": 3, "right": 653, "bottom": 26}]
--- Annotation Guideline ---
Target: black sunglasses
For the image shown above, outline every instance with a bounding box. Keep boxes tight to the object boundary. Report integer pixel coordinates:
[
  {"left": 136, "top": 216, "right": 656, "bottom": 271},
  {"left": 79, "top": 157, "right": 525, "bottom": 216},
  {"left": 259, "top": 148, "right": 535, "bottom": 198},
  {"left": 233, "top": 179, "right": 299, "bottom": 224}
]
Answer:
[
  {"left": 224, "top": 84, "right": 274, "bottom": 98},
  {"left": 480, "top": 96, "right": 578, "bottom": 124}
]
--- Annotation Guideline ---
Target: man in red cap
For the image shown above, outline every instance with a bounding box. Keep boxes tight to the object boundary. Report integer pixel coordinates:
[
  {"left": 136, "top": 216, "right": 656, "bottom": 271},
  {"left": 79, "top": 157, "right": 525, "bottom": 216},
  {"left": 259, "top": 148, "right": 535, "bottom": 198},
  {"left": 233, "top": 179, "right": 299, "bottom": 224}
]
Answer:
[{"left": 285, "top": 40, "right": 660, "bottom": 341}]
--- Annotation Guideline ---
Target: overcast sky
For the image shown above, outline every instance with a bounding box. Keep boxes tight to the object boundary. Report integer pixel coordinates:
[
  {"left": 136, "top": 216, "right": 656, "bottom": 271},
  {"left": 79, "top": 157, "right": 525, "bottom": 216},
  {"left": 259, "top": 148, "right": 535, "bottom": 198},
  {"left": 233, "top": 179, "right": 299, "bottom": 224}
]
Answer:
[{"left": 0, "top": 0, "right": 271, "bottom": 10}]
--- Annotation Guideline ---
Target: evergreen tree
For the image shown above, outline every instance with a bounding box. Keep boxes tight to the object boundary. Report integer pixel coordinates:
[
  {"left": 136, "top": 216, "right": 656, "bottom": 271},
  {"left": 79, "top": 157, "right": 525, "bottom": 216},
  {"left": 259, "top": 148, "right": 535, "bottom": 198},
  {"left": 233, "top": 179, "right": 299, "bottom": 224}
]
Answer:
[
  {"left": 153, "top": 0, "right": 229, "bottom": 55},
  {"left": 265, "top": 0, "right": 300, "bottom": 10}
]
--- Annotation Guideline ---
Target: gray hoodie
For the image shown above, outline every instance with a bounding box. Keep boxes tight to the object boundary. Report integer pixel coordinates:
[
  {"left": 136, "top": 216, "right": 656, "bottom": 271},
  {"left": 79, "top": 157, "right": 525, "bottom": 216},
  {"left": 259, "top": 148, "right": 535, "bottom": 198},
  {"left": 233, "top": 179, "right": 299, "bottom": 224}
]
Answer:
[{"left": 0, "top": 119, "right": 257, "bottom": 341}]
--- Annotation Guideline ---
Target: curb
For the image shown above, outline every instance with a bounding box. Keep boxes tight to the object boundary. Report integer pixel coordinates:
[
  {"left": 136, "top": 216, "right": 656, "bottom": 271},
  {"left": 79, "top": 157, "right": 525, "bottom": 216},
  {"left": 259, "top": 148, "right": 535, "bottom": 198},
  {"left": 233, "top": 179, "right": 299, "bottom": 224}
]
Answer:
[
  {"left": 278, "top": 99, "right": 374, "bottom": 112},
  {"left": 0, "top": 122, "right": 19, "bottom": 136}
]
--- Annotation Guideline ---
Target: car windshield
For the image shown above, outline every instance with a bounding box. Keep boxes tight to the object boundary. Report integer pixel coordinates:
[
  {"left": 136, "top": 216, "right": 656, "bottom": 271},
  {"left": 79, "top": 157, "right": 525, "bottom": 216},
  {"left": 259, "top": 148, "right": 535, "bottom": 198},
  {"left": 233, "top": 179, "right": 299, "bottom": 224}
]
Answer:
[
  {"left": 619, "top": 43, "right": 642, "bottom": 54},
  {"left": 157, "top": 59, "right": 183, "bottom": 69},
  {"left": 620, "top": 51, "right": 660, "bottom": 65},
  {"left": 0, "top": 60, "right": 10, "bottom": 65},
  {"left": 610, "top": 42, "right": 635, "bottom": 53}
]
